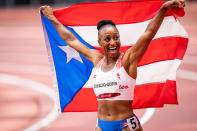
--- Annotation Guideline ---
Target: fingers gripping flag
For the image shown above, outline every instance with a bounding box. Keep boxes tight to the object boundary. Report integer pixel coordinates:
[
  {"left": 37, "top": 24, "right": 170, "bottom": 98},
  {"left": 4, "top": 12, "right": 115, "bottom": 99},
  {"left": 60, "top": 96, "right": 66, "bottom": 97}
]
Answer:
[{"left": 41, "top": 1, "right": 188, "bottom": 112}]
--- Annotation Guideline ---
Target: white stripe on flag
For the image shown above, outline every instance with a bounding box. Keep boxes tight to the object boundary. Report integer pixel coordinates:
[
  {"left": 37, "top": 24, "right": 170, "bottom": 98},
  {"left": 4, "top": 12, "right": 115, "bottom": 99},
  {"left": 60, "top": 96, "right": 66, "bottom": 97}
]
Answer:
[
  {"left": 83, "top": 59, "right": 181, "bottom": 88},
  {"left": 71, "top": 16, "right": 188, "bottom": 46},
  {"left": 136, "top": 59, "right": 181, "bottom": 85}
]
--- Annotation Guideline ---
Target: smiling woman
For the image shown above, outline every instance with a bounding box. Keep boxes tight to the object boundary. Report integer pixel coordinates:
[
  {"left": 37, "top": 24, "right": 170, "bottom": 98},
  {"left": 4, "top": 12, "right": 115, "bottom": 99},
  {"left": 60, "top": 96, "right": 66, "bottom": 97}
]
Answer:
[
  {"left": 40, "top": 0, "right": 185, "bottom": 130},
  {"left": 93, "top": 20, "right": 141, "bottom": 131},
  {"left": 97, "top": 20, "right": 121, "bottom": 60}
]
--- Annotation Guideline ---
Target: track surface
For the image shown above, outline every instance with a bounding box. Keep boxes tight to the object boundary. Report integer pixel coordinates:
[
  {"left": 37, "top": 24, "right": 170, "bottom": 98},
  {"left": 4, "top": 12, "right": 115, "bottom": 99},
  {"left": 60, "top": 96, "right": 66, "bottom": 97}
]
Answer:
[{"left": 0, "top": 2, "right": 197, "bottom": 131}]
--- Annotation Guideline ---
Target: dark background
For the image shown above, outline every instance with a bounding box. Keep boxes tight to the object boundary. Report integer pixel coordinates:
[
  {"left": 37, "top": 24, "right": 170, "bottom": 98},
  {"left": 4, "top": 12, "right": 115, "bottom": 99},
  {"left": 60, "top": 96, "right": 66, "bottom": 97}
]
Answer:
[{"left": 0, "top": 0, "right": 195, "bottom": 7}]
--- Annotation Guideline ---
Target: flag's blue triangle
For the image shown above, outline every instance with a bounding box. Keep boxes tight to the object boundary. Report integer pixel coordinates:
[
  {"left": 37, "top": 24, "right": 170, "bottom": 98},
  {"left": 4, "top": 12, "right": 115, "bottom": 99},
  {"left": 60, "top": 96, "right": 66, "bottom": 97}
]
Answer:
[{"left": 41, "top": 14, "right": 94, "bottom": 112}]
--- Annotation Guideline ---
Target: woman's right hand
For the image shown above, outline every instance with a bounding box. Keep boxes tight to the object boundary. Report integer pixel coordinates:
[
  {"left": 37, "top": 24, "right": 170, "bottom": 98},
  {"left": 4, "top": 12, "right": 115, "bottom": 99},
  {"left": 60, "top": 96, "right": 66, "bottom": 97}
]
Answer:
[{"left": 40, "top": 5, "right": 55, "bottom": 20}]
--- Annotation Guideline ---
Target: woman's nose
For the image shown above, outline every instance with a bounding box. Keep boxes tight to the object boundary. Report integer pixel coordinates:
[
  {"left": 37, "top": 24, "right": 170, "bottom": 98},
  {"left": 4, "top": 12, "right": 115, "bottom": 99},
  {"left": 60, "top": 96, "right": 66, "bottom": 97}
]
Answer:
[{"left": 109, "top": 39, "right": 116, "bottom": 46}]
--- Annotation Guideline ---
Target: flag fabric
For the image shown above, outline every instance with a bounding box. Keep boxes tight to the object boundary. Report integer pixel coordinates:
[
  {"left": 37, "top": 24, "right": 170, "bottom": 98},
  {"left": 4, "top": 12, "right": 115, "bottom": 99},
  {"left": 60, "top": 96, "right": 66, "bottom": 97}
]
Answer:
[{"left": 41, "top": 1, "right": 188, "bottom": 112}]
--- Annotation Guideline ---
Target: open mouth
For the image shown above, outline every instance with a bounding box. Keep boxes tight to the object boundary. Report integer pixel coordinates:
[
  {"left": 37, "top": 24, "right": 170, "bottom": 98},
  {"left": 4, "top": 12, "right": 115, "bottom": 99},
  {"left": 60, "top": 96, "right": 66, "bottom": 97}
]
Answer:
[{"left": 108, "top": 47, "right": 117, "bottom": 51}]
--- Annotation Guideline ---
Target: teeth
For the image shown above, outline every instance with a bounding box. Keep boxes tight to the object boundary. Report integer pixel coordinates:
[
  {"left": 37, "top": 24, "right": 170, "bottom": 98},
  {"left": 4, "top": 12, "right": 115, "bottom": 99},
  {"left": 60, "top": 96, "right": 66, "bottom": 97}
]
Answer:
[{"left": 109, "top": 47, "right": 116, "bottom": 50}]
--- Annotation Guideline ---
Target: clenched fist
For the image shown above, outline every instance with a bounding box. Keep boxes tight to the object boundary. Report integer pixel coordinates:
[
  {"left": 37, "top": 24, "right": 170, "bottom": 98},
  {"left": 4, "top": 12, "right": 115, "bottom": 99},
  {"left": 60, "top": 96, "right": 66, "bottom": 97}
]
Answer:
[
  {"left": 162, "top": 0, "right": 185, "bottom": 9},
  {"left": 40, "top": 5, "right": 55, "bottom": 20}
]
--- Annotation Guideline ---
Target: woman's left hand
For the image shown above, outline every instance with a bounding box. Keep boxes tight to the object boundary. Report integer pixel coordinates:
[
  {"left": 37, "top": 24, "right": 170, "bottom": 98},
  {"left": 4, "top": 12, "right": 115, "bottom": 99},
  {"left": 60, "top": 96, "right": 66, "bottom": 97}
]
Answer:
[{"left": 162, "top": 0, "right": 185, "bottom": 9}]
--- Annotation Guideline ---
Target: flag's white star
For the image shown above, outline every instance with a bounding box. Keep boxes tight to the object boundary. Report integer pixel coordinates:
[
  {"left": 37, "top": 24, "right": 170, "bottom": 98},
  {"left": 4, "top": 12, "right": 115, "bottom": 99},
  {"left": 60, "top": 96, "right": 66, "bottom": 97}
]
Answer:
[{"left": 58, "top": 46, "right": 83, "bottom": 63}]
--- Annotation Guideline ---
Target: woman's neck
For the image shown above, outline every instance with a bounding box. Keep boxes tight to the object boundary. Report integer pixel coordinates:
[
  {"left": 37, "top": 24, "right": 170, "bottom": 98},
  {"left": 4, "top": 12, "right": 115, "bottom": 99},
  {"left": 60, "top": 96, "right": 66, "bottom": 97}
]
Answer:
[{"left": 104, "top": 52, "right": 121, "bottom": 64}]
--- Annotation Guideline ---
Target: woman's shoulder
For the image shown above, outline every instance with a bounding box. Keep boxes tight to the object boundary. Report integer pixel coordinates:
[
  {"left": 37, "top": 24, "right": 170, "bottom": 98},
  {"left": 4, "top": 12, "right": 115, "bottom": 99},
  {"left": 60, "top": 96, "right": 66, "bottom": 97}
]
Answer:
[{"left": 89, "top": 49, "right": 103, "bottom": 67}]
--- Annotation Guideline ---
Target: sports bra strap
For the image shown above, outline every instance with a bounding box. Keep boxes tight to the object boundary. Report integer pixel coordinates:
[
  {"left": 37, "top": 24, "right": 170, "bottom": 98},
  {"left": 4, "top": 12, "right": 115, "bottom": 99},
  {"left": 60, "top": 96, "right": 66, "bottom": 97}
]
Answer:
[
  {"left": 95, "top": 56, "right": 105, "bottom": 69},
  {"left": 95, "top": 53, "right": 124, "bottom": 70},
  {"left": 116, "top": 53, "right": 124, "bottom": 69}
]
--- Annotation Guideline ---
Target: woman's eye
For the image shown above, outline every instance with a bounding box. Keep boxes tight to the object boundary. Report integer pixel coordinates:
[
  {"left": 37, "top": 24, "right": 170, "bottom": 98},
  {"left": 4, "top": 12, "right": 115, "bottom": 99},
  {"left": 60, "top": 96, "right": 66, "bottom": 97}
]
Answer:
[
  {"left": 105, "top": 37, "right": 110, "bottom": 42},
  {"left": 114, "top": 36, "right": 119, "bottom": 40}
]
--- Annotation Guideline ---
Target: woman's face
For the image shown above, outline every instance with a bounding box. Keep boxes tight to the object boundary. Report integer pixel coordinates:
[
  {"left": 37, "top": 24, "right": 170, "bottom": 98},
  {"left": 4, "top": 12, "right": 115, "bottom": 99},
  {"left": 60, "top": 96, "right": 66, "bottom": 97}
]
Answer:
[{"left": 98, "top": 25, "right": 121, "bottom": 59}]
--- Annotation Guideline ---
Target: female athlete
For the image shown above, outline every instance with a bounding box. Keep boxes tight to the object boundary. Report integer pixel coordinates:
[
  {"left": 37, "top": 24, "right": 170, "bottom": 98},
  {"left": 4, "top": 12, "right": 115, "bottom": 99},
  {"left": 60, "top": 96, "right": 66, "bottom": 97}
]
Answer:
[{"left": 40, "top": 0, "right": 185, "bottom": 130}]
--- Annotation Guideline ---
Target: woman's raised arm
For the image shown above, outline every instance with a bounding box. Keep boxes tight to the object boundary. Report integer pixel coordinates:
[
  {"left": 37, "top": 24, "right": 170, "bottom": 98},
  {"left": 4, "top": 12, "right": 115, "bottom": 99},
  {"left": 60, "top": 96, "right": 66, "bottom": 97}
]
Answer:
[
  {"left": 40, "top": 6, "right": 103, "bottom": 65},
  {"left": 122, "top": 0, "right": 185, "bottom": 78}
]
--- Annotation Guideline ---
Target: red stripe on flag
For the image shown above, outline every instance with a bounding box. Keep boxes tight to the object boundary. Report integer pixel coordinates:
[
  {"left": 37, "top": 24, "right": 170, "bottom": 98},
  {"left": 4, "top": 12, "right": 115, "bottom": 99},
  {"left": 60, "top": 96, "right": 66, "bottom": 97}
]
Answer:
[
  {"left": 95, "top": 37, "right": 188, "bottom": 66},
  {"left": 159, "top": 80, "right": 178, "bottom": 104},
  {"left": 133, "top": 80, "right": 178, "bottom": 109},
  {"left": 138, "top": 37, "right": 188, "bottom": 66},
  {"left": 54, "top": 1, "right": 184, "bottom": 26},
  {"left": 64, "top": 80, "right": 177, "bottom": 112},
  {"left": 64, "top": 88, "right": 98, "bottom": 112}
]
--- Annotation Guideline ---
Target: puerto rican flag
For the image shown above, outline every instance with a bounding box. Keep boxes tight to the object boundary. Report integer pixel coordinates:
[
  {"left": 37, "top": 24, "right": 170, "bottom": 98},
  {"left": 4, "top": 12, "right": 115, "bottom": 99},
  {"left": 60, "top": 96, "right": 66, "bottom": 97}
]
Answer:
[{"left": 41, "top": 0, "right": 188, "bottom": 112}]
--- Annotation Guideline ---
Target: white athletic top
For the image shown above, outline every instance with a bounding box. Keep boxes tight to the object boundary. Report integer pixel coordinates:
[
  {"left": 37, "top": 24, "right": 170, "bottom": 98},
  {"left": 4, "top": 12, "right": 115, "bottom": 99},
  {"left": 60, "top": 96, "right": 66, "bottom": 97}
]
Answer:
[{"left": 92, "top": 53, "right": 135, "bottom": 100}]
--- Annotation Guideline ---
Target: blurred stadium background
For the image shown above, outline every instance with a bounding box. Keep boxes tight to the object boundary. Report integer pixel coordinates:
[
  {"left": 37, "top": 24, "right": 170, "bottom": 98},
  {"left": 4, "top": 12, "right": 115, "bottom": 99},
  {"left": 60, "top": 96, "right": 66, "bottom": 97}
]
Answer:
[
  {"left": 0, "top": 0, "right": 197, "bottom": 131},
  {"left": 1, "top": 0, "right": 196, "bottom": 7}
]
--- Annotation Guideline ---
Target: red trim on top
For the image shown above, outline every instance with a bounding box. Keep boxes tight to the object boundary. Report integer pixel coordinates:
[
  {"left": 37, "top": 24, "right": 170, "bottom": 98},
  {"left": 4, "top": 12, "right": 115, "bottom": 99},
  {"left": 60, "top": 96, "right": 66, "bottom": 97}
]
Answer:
[
  {"left": 116, "top": 53, "right": 124, "bottom": 69},
  {"left": 97, "top": 93, "right": 121, "bottom": 99},
  {"left": 95, "top": 52, "right": 124, "bottom": 70},
  {"left": 95, "top": 56, "right": 105, "bottom": 69}
]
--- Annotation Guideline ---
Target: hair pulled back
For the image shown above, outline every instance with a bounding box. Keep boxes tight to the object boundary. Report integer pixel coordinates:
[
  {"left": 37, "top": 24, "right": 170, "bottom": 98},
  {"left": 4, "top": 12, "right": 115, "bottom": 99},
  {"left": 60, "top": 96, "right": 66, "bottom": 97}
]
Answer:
[{"left": 97, "top": 20, "right": 116, "bottom": 31}]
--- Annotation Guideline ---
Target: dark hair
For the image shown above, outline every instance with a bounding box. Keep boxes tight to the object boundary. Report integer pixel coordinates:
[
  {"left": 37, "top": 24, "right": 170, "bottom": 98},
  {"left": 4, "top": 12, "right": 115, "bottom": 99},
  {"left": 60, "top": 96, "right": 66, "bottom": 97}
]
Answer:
[{"left": 97, "top": 20, "right": 116, "bottom": 31}]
